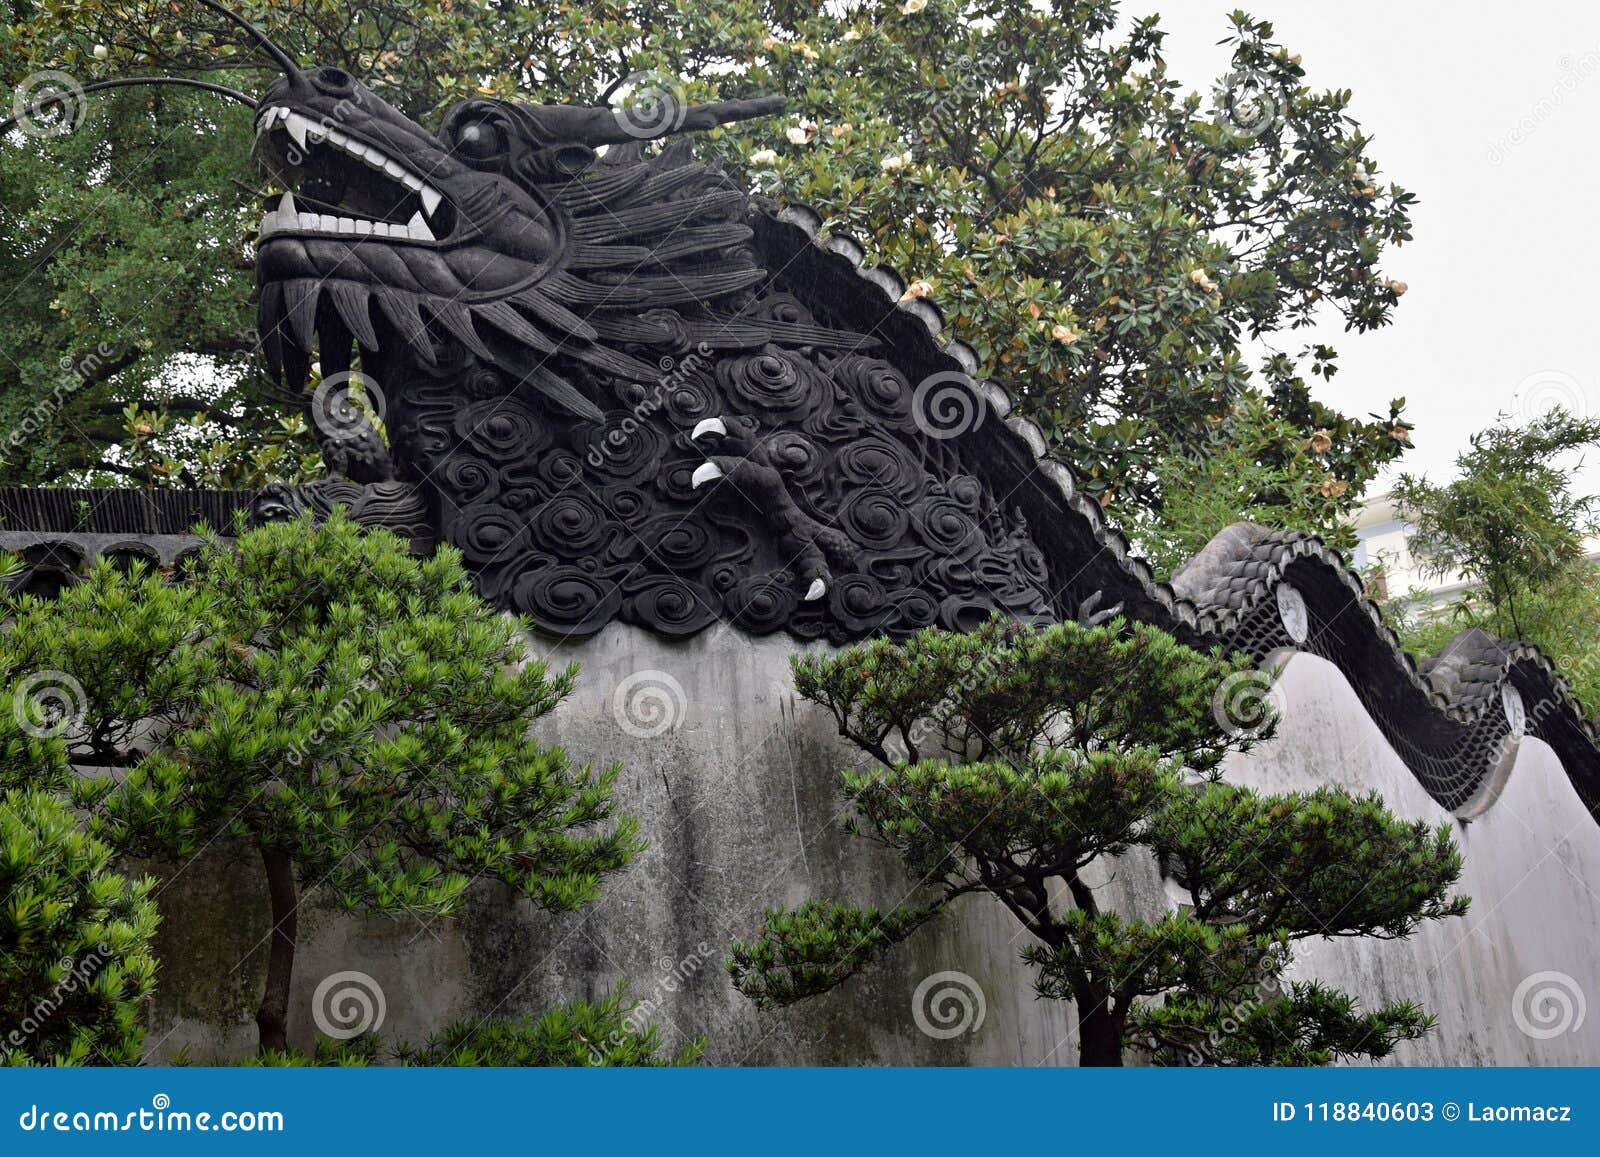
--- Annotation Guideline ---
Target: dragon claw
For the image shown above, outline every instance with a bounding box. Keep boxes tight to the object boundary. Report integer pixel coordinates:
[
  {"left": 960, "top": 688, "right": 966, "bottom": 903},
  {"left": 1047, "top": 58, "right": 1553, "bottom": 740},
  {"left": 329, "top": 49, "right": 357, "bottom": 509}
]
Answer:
[
  {"left": 691, "top": 417, "right": 727, "bottom": 443},
  {"left": 690, "top": 461, "right": 724, "bottom": 488},
  {"left": 689, "top": 448, "right": 853, "bottom": 607}
]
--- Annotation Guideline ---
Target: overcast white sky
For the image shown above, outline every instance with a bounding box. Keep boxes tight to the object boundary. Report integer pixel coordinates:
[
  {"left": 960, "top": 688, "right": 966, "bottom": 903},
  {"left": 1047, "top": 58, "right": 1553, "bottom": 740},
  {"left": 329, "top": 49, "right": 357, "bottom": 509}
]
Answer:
[{"left": 1150, "top": 0, "right": 1600, "bottom": 491}]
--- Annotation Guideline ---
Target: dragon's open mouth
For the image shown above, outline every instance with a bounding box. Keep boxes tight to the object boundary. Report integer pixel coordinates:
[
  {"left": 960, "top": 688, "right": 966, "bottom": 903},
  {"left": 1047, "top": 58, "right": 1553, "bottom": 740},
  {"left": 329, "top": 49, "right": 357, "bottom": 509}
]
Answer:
[{"left": 254, "top": 105, "right": 452, "bottom": 242}]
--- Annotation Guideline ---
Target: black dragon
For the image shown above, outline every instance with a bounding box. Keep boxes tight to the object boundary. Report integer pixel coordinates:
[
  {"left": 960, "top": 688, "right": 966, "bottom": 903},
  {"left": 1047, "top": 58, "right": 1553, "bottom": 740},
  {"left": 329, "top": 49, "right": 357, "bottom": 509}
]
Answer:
[
  {"left": 237, "top": 20, "right": 1059, "bottom": 642},
  {"left": 5, "top": 1, "right": 1599, "bottom": 823}
]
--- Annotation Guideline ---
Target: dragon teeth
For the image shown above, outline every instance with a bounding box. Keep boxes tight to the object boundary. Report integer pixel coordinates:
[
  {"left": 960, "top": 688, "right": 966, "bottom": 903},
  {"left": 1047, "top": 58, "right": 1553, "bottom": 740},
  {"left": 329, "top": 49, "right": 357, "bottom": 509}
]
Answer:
[{"left": 259, "top": 106, "right": 443, "bottom": 241}]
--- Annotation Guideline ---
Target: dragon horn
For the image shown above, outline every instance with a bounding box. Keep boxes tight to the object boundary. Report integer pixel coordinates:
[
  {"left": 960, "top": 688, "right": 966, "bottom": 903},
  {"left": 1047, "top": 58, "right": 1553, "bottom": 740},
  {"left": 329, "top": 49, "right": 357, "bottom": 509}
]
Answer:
[
  {"left": 672, "top": 95, "right": 789, "bottom": 132},
  {"left": 0, "top": 77, "right": 256, "bottom": 135},
  {"left": 531, "top": 94, "right": 787, "bottom": 147}
]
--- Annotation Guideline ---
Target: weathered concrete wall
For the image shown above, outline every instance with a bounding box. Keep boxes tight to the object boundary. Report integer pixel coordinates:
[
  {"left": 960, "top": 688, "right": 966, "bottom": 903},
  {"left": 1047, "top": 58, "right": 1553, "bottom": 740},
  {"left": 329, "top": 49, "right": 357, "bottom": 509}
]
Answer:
[
  {"left": 1235, "top": 654, "right": 1600, "bottom": 1065},
  {"left": 143, "top": 628, "right": 1600, "bottom": 1064}
]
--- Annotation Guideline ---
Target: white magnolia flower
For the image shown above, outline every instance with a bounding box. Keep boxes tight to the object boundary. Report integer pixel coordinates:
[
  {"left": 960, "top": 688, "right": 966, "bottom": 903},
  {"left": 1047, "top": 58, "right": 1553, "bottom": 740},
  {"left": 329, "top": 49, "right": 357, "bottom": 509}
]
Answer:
[
  {"left": 902, "top": 0, "right": 929, "bottom": 12},
  {"left": 786, "top": 125, "right": 810, "bottom": 145},
  {"left": 881, "top": 150, "right": 913, "bottom": 171},
  {"left": 749, "top": 148, "right": 780, "bottom": 165},
  {"left": 93, "top": 44, "right": 109, "bottom": 60}
]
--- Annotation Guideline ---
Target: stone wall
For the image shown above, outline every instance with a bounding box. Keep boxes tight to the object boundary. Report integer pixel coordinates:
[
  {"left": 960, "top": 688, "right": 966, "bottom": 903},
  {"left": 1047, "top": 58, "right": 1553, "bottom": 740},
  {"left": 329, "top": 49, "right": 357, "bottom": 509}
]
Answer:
[{"left": 143, "top": 626, "right": 1600, "bottom": 1064}]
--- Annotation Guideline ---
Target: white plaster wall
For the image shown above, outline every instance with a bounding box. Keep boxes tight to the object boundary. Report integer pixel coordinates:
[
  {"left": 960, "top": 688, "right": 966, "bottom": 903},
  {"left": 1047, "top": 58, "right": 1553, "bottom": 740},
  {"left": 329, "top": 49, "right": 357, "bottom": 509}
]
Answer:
[
  {"left": 144, "top": 628, "right": 1600, "bottom": 1065},
  {"left": 1239, "top": 653, "right": 1600, "bottom": 1065}
]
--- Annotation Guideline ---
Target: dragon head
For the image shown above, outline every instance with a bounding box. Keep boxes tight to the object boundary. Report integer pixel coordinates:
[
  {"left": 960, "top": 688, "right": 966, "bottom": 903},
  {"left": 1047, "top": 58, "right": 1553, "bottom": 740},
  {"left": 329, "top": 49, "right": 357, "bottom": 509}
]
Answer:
[
  {"left": 2, "top": 2, "right": 849, "bottom": 431},
  {"left": 250, "top": 60, "right": 786, "bottom": 422}
]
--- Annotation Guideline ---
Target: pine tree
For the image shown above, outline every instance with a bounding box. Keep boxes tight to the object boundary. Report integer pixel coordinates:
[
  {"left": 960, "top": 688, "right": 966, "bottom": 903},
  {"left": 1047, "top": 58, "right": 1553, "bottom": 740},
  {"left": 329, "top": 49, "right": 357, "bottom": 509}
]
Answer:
[
  {"left": 0, "top": 711, "right": 160, "bottom": 1065},
  {"left": 6, "top": 512, "right": 641, "bottom": 1052},
  {"left": 728, "top": 616, "right": 1467, "bottom": 1065}
]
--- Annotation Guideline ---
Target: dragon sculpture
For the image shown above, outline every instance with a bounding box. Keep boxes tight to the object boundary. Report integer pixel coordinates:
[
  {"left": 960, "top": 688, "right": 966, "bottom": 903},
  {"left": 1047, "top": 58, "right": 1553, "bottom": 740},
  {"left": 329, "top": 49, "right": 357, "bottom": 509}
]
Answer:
[
  {"left": 241, "top": 46, "right": 1059, "bottom": 642},
  {"left": 4, "top": 2, "right": 1599, "bottom": 823}
]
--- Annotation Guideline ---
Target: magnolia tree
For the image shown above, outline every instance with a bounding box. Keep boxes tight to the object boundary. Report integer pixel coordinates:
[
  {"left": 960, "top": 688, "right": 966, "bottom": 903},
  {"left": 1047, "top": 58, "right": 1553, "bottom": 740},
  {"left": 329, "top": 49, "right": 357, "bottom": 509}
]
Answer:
[
  {"left": 5, "top": 513, "right": 640, "bottom": 1053},
  {"left": 728, "top": 617, "right": 1468, "bottom": 1065},
  {"left": 7, "top": 0, "right": 1411, "bottom": 550}
]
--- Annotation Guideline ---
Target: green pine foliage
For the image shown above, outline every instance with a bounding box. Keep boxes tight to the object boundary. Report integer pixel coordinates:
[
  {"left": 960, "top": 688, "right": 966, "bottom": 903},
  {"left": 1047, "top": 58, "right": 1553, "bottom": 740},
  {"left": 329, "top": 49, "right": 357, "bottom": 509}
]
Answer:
[
  {"left": 241, "top": 987, "right": 703, "bottom": 1067},
  {"left": 730, "top": 616, "right": 1468, "bottom": 1065},
  {"left": 1133, "top": 980, "right": 1433, "bottom": 1066},
  {"left": 728, "top": 899, "right": 940, "bottom": 1011},
  {"left": 4, "top": 512, "right": 641, "bottom": 1052},
  {"left": 404, "top": 986, "right": 704, "bottom": 1067},
  {"left": 0, "top": 783, "right": 160, "bottom": 1066}
]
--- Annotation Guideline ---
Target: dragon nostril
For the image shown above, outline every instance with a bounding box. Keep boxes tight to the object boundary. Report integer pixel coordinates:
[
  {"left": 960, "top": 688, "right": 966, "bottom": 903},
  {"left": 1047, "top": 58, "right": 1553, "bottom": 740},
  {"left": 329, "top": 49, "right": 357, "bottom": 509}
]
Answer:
[{"left": 312, "top": 67, "right": 354, "bottom": 95}]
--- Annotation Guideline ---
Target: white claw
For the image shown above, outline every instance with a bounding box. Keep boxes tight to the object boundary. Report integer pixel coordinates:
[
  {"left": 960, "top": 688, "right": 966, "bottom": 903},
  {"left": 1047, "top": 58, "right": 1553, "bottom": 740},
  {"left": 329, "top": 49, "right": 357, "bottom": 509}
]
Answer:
[
  {"left": 691, "top": 417, "right": 727, "bottom": 442},
  {"left": 690, "top": 462, "right": 724, "bottom": 489},
  {"left": 421, "top": 186, "right": 442, "bottom": 215},
  {"left": 803, "top": 579, "right": 827, "bottom": 602}
]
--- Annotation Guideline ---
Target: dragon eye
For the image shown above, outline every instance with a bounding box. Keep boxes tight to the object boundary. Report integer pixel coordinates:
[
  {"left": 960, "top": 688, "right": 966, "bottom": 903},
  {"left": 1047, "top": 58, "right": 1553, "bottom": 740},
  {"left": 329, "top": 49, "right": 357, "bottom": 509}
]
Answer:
[{"left": 452, "top": 118, "right": 507, "bottom": 164}]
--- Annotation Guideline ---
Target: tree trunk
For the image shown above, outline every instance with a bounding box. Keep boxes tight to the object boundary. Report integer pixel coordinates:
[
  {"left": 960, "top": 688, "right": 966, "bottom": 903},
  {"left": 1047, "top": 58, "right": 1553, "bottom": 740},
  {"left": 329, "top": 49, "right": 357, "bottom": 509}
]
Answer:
[
  {"left": 1077, "top": 1002, "right": 1125, "bottom": 1067},
  {"left": 255, "top": 847, "right": 298, "bottom": 1054}
]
